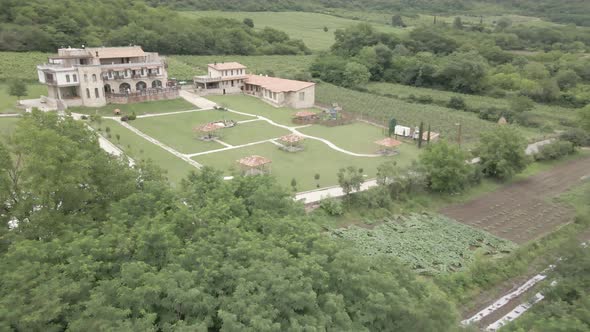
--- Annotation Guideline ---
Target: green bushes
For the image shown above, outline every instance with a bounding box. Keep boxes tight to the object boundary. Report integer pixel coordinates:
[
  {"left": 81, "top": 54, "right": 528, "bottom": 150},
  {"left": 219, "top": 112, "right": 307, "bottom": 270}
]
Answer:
[
  {"left": 560, "top": 128, "right": 590, "bottom": 147},
  {"left": 534, "top": 140, "right": 576, "bottom": 161},
  {"left": 447, "top": 96, "right": 466, "bottom": 110},
  {"left": 320, "top": 197, "right": 344, "bottom": 216}
]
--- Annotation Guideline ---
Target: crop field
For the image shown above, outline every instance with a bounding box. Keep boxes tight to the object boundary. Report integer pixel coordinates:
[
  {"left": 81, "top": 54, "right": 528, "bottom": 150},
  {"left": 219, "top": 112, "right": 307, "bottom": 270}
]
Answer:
[
  {"left": 441, "top": 156, "right": 590, "bottom": 244},
  {"left": 331, "top": 213, "right": 516, "bottom": 275},
  {"left": 168, "top": 55, "right": 315, "bottom": 80},
  {"left": 180, "top": 11, "right": 404, "bottom": 51},
  {"left": 367, "top": 82, "right": 578, "bottom": 131},
  {"left": 316, "top": 83, "right": 501, "bottom": 145},
  {"left": 0, "top": 52, "right": 49, "bottom": 81}
]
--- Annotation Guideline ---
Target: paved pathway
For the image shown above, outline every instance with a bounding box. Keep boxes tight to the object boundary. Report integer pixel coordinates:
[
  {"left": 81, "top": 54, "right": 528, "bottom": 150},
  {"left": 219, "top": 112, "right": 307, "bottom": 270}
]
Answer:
[
  {"left": 186, "top": 138, "right": 278, "bottom": 158},
  {"left": 295, "top": 179, "right": 379, "bottom": 203},
  {"left": 0, "top": 113, "right": 21, "bottom": 118},
  {"left": 180, "top": 90, "right": 218, "bottom": 109},
  {"left": 135, "top": 108, "right": 206, "bottom": 118}
]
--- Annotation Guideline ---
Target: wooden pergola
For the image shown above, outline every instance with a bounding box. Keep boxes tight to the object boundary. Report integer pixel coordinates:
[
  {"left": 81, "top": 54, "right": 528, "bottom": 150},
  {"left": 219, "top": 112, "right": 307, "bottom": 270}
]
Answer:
[
  {"left": 237, "top": 155, "right": 272, "bottom": 175},
  {"left": 375, "top": 137, "right": 403, "bottom": 155},
  {"left": 293, "top": 110, "right": 318, "bottom": 124},
  {"left": 194, "top": 122, "right": 222, "bottom": 140},
  {"left": 278, "top": 134, "right": 305, "bottom": 152}
]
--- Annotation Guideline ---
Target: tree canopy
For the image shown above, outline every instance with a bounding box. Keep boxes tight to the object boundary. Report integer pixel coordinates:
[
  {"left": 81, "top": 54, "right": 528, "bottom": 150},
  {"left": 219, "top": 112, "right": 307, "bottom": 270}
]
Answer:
[
  {"left": 0, "top": 111, "right": 461, "bottom": 331},
  {"left": 477, "top": 126, "right": 530, "bottom": 179}
]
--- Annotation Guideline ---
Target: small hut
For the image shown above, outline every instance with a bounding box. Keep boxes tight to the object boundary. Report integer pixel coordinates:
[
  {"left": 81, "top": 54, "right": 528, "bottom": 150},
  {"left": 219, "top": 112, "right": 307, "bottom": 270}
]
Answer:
[
  {"left": 498, "top": 116, "right": 508, "bottom": 125},
  {"left": 113, "top": 108, "right": 121, "bottom": 115},
  {"left": 237, "top": 155, "right": 272, "bottom": 175},
  {"left": 293, "top": 110, "right": 318, "bottom": 124},
  {"left": 278, "top": 134, "right": 305, "bottom": 152},
  {"left": 194, "top": 122, "right": 222, "bottom": 141},
  {"left": 375, "top": 137, "right": 403, "bottom": 155}
]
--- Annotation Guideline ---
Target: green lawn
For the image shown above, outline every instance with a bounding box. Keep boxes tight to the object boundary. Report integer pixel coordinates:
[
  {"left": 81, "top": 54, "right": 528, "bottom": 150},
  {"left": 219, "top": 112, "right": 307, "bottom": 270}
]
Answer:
[
  {"left": 205, "top": 94, "right": 318, "bottom": 126},
  {"left": 68, "top": 98, "right": 196, "bottom": 117},
  {"left": 0, "top": 83, "right": 46, "bottom": 114},
  {"left": 299, "top": 122, "right": 391, "bottom": 154},
  {"left": 130, "top": 110, "right": 252, "bottom": 154},
  {"left": 193, "top": 139, "right": 415, "bottom": 191},
  {"left": 0, "top": 117, "right": 21, "bottom": 141},
  {"left": 219, "top": 121, "right": 291, "bottom": 146},
  {"left": 95, "top": 119, "right": 197, "bottom": 185},
  {"left": 180, "top": 11, "right": 404, "bottom": 51}
]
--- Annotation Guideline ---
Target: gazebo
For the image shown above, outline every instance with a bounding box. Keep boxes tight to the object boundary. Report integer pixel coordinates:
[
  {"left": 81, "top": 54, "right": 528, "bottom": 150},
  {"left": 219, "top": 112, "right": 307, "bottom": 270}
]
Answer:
[
  {"left": 293, "top": 110, "right": 318, "bottom": 124},
  {"left": 194, "top": 122, "right": 222, "bottom": 141},
  {"left": 237, "top": 155, "right": 272, "bottom": 175},
  {"left": 375, "top": 137, "right": 403, "bottom": 155},
  {"left": 278, "top": 134, "right": 305, "bottom": 152}
]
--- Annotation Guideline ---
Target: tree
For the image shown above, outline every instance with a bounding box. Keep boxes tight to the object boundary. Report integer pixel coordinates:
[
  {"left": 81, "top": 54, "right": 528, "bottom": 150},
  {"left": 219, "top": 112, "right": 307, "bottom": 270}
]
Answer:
[
  {"left": 509, "top": 95, "right": 534, "bottom": 113},
  {"left": 555, "top": 69, "right": 580, "bottom": 90},
  {"left": 420, "top": 141, "right": 473, "bottom": 192},
  {"left": 314, "top": 173, "right": 320, "bottom": 187},
  {"left": 323, "top": 26, "right": 328, "bottom": 32},
  {"left": 437, "top": 52, "right": 489, "bottom": 93},
  {"left": 243, "top": 18, "right": 254, "bottom": 28},
  {"left": 8, "top": 80, "right": 27, "bottom": 100},
  {"left": 342, "top": 62, "right": 370, "bottom": 88},
  {"left": 447, "top": 96, "right": 466, "bottom": 110},
  {"left": 453, "top": 17, "right": 463, "bottom": 29},
  {"left": 391, "top": 14, "right": 405, "bottom": 27},
  {"left": 290, "top": 177, "right": 297, "bottom": 192},
  {"left": 495, "top": 17, "right": 512, "bottom": 31},
  {"left": 388, "top": 117, "right": 397, "bottom": 136},
  {"left": 337, "top": 166, "right": 364, "bottom": 196},
  {"left": 477, "top": 126, "right": 530, "bottom": 179},
  {"left": 579, "top": 104, "right": 590, "bottom": 132},
  {"left": 418, "top": 121, "right": 424, "bottom": 148}
]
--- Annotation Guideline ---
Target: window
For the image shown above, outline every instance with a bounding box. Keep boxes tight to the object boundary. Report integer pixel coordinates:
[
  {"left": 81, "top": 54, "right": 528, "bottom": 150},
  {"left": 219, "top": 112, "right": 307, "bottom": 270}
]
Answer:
[
  {"left": 86, "top": 88, "right": 90, "bottom": 98},
  {"left": 84, "top": 74, "right": 88, "bottom": 82},
  {"left": 65, "top": 74, "right": 70, "bottom": 83},
  {"left": 73, "top": 74, "right": 77, "bottom": 82},
  {"left": 299, "top": 92, "right": 305, "bottom": 101},
  {"left": 231, "top": 80, "right": 234, "bottom": 87},
  {"left": 95, "top": 88, "right": 99, "bottom": 98},
  {"left": 273, "top": 92, "right": 276, "bottom": 100},
  {"left": 92, "top": 74, "right": 97, "bottom": 82}
]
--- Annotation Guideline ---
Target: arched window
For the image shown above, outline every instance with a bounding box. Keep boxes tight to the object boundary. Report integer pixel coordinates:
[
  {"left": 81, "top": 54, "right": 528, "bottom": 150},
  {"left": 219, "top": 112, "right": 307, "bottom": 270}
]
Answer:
[
  {"left": 92, "top": 74, "right": 97, "bottom": 82},
  {"left": 65, "top": 74, "right": 70, "bottom": 83},
  {"left": 86, "top": 88, "right": 90, "bottom": 98},
  {"left": 95, "top": 88, "right": 99, "bottom": 98}
]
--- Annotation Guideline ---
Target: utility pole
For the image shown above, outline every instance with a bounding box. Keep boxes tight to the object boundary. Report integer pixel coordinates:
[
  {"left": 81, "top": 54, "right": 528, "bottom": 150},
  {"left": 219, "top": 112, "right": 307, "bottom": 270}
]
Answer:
[{"left": 456, "top": 122, "right": 462, "bottom": 146}]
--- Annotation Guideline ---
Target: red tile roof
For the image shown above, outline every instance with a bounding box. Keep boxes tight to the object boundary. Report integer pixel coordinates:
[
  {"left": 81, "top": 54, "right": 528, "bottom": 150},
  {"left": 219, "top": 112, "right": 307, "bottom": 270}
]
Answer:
[
  {"left": 245, "top": 74, "right": 315, "bottom": 93},
  {"left": 237, "top": 155, "right": 272, "bottom": 168},
  {"left": 375, "top": 137, "right": 403, "bottom": 148},
  {"left": 293, "top": 111, "right": 317, "bottom": 118},
  {"left": 279, "top": 134, "right": 305, "bottom": 143}
]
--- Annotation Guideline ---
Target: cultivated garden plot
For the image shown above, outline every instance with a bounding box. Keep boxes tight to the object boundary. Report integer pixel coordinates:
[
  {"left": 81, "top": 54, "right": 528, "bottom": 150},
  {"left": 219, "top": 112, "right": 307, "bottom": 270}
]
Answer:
[
  {"left": 441, "top": 156, "right": 590, "bottom": 243},
  {"left": 331, "top": 213, "right": 516, "bottom": 275}
]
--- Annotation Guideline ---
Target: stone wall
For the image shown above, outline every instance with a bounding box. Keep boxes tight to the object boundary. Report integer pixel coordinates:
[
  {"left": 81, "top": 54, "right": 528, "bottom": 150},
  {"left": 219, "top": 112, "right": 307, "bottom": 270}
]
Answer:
[{"left": 106, "top": 87, "right": 180, "bottom": 104}]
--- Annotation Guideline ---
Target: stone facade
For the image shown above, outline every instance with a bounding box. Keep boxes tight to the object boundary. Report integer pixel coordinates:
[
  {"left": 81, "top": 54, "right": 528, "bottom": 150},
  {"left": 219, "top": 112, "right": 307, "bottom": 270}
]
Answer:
[{"left": 37, "top": 46, "right": 168, "bottom": 108}]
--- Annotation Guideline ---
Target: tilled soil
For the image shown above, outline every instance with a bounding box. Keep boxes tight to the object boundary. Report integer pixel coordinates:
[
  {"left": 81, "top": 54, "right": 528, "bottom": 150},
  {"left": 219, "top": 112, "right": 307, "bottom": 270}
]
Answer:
[{"left": 441, "top": 157, "right": 590, "bottom": 244}]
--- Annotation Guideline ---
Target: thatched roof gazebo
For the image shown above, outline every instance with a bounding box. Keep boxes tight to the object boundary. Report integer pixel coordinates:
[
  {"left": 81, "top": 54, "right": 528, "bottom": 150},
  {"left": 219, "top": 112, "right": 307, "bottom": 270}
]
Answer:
[
  {"left": 237, "top": 155, "right": 272, "bottom": 175},
  {"left": 375, "top": 137, "right": 403, "bottom": 155},
  {"left": 278, "top": 134, "right": 305, "bottom": 152},
  {"left": 194, "top": 122, "right": 222, "bottom": 140}
]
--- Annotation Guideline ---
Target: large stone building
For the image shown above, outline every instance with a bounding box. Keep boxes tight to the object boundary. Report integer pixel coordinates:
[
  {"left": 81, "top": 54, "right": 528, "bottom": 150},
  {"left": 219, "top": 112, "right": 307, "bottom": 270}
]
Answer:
[
  {"left": 37, "top": 46, "right": 168, "bottom": 109},
  {"left": 194, "top": 62, "right": 315, "bottom": 109}
]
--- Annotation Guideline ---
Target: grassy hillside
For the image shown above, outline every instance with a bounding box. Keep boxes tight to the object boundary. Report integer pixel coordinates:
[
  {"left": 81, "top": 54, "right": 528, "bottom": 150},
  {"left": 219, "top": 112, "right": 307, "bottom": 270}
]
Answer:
[{"left": 180, "top": 11, "right": 405, "bottom": 51}]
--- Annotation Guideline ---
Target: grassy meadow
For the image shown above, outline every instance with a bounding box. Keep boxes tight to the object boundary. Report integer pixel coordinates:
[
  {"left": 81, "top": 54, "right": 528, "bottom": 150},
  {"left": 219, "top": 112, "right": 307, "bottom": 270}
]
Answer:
[{"left": 180, "top": 11, "right": 405, "bottom": 51}]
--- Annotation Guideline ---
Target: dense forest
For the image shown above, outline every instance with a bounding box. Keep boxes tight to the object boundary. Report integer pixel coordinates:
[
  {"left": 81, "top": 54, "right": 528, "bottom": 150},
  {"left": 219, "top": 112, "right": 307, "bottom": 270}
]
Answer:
[
  {"left": 0, "top": 0, "right": 310, "bottom": 55},
  {"left": 0, "top": 111, "right": 460, "bottom": 331},
  {"left": 310, "top": 22, "right": 590, "bottom": 117},
  {"left": 149, "top": 0, "right": 590, "bottom": 26}
]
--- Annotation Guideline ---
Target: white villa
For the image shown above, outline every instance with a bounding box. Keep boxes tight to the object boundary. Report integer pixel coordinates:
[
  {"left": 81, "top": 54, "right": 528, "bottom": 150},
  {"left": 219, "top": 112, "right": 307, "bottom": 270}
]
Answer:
[
  {"left": 36, "top": 46, "right": 169, "bottom": 109},
  {"left": 194, "top": 62, "right": 315, "bottom": 109}
]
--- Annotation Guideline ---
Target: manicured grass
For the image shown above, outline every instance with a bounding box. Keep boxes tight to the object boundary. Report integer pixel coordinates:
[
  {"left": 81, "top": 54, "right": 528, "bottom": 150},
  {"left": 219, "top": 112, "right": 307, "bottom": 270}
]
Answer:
[
  {"left": 205, "top": 94, "right": 317, "bottom": 126},
  {"left": 168, "top": 55, "right": 315, "bottom": 80},
  {"left": 0, "top": 83, "right": 46, "bottom": 114},
  {"left": 0, "top": 117, "right": 21, "bottom": 140},
  {"left": 68, "top": 98, "right": 196, "bottom": 117},
  {"left": 193, "top": 140, "right": 416, "bottom": 191},
  {"left": 95, "top": 119, "right": 197, "bottom": 185},
  {"left": 299, "top": 122, "right": 390, "bottom": 154},
  {"left": 219, "top": 121, "right": 291, "bottom": 146},
  {"left": 180, "top": 11, "right": 404, "bottom": 51},
  {"left": 130, "top": 110, "right": 252, "bottom": 154}
]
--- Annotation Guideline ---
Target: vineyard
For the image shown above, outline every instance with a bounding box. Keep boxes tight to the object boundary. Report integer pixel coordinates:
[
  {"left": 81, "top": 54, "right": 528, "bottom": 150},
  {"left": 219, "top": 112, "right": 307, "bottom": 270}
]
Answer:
[
  {"left": 331, "top": 213, "right": 516, "bottom": 275},
  {"left": 316, "top": 83, "right": 501, "bottom": 144},
  {"left": 0, "top": 52, "right": 49, "bottom": 81}
]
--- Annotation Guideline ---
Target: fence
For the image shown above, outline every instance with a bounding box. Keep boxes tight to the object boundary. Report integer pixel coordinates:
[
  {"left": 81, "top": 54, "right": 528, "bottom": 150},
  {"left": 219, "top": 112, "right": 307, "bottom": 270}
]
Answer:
[{"left": 106, "top": 87, "right": 180, "bottom": 104}]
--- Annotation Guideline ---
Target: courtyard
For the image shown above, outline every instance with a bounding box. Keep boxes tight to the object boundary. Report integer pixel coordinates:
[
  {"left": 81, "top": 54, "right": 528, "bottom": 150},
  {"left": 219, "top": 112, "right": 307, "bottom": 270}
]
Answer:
[{"left": 84, "top": 94, "right": 423, "bottom": 190}]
